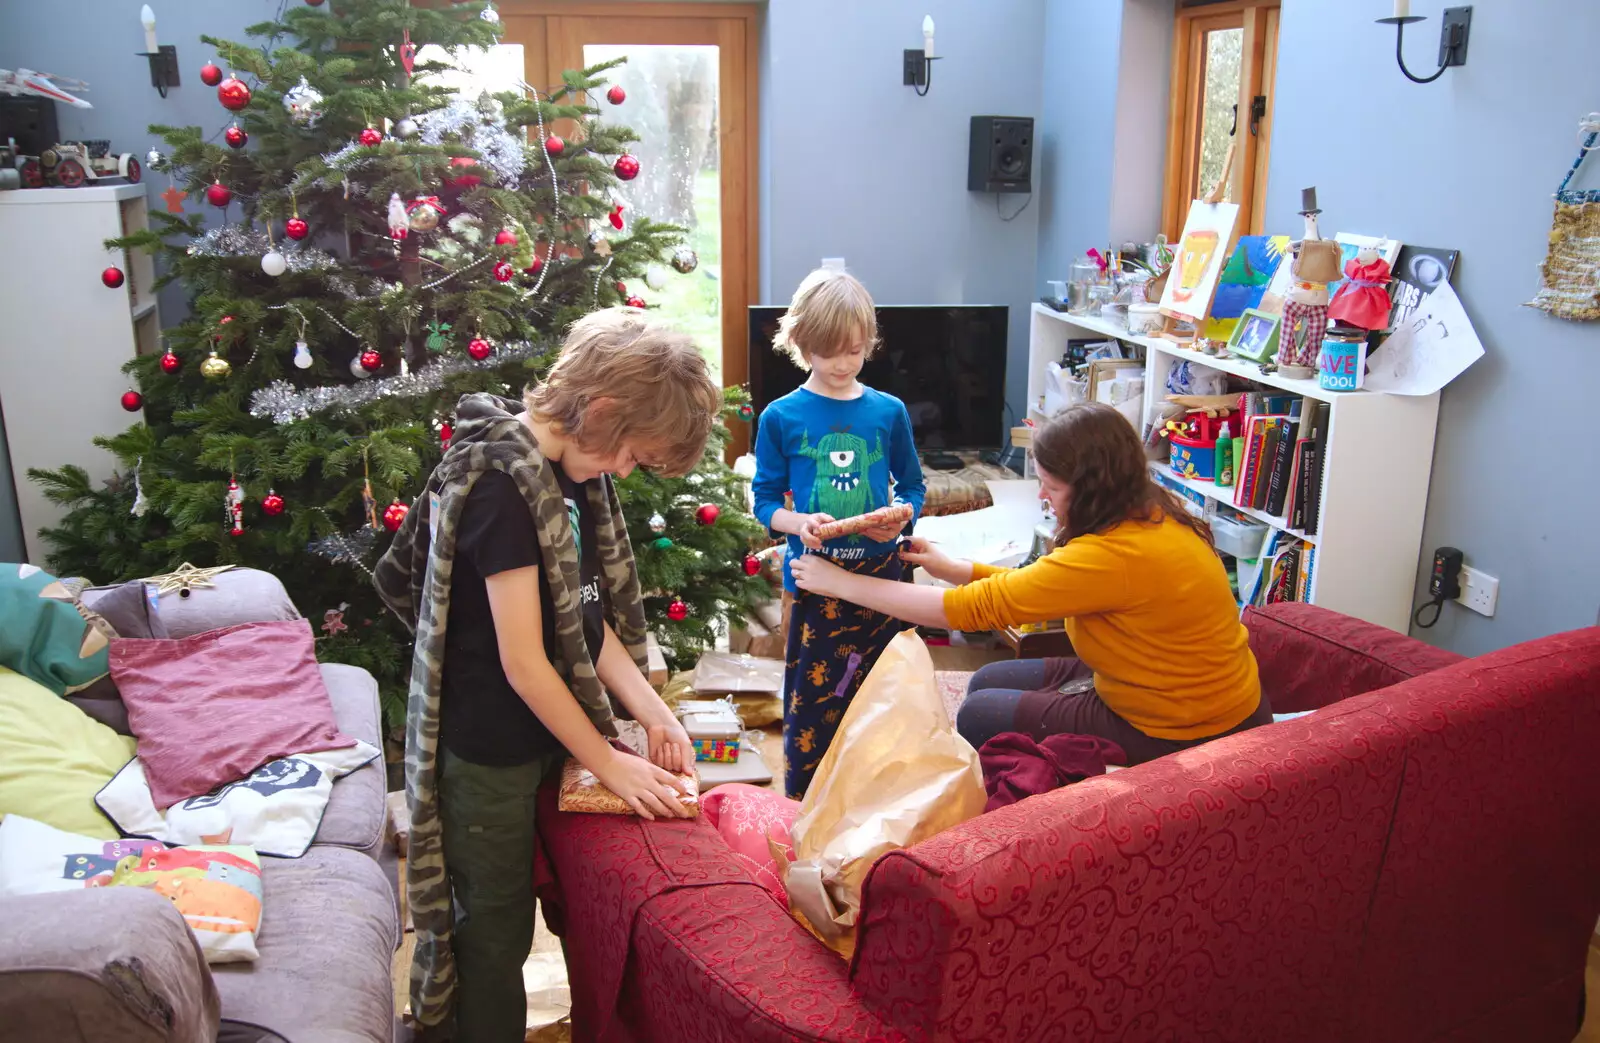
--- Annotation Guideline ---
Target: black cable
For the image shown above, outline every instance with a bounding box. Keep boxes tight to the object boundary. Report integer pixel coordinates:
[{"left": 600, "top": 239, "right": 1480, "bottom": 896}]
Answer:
[
  {"left": 997, "top": 192, "right": 1032, "bottom": 222},
  {"left": 1413, "top": 597, "right": 1444, "bottom": 629}
]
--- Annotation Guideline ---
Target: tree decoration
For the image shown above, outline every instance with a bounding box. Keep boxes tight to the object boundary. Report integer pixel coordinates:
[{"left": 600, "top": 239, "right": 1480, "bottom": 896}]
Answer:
[
  {"left": 199, "top": 63, "right": 223, "bottom": 87},
  {"left": 467, "top": 337, "right": 492, "bottom": 361},
  {"left": 696, "top": 503, "right": 720, "bottom": 525},
  {"left": 439, "top": 420, "right": 454, "bottom": 450},
  {"left": 625, "top": 295, "right": 647, "bottom": 309},
  {"left": 494, "top": 228, "right": 518, "bottom": 246},
  {"left": 261, "top": 490, "right": 286, "bottom": 516},
  {"left": 359, "top": 126, "right": 383, "bottom": 147},
  {"left": 614, "top": 153, "right": 640, "bottom": 181},
  {"left": 406, "top": 195, "right": 444, "bottom": 232},
  {"left": 349, "top": 355, "right": 373, "bottom": 379},
  {"left": 609, "top": 201, "right": 626, "bottom": 230},
  {"left": 493, "top": 261, "right": 514, "bottom": 282},
  {"left": 444, "top": 156, "right": 481, "bottom": 188},
  {"left": 644, "top": 264, "right": 667, "bottom": 290},
  {"left": 671, "top": 246, "right": 699, "bottom": 274},
  {"left": 361, "top": 449, "right": 380, "bottom": 530},
  {"left": 359, "top": 348, "right": 383, "bottom": 372},
  {"left": 394, "top": 116, "right": 418, "bottom": 139},
  {"left": 424, "top": 319, "right": 452, "bottom": 353},
  {"left": 293, "top": 340, "right": 312, "bottom": 369},
  {"left": 206, "top": 181, "right": 232, "bottom": 208},
  {"left": 262, "top": 250, "right": 288, "bottom": 276},
  {"left": 383, "top": 500, "right": 409, "bottom": 532},
  {"left": 285, "top": 216, "right": 309, "bottom": 240},
  {"left": 606, "top": 84, "right": 626, "bottom": 105},
  {"left": 217, "top": 75, "right": 251, "bottom": 111},
  {"left": 415, "top": 100, "right": 526, "bottom": 183},
  {"left": 545, "top": 135, "right": 565, "bottom": 156},
  {"left": 523, "top": 257, "right": 543, "bottom": 277},
  {"left": 146, "top": 148, "right": 165, "bottom": 168},
  {"left": 648, "top": 512, "right": 667, "bottom": 534},
  {"left": 121, "top": 389, "right": 144, "bottom": 412},
  {"left": 102, "top": 265, "right": 125, "bottom": 288},
  {"left": 666, "top": 598, "right": 689, "bottom": 622},
  {"left": 200, "top": 351, "right": 231, "bottom": 379},
  {"left": 387, "top": 193, "right": 409, "bottom": 239},
  {"left": 160, "top": 351, "right": 182, "bottom": 373},
  {"left": 653, "top": 537, "right": 674, "bottom": 550},
  {"left": 282, "top": 77, "right": 324, "bottom": 126},
  {"left": 225, "top": 124, "right": 248, "bottom": 149},
  {"left": 737, "top": 402, "right": 755, "bottom": 421},
  {"left": 225, "top": 476, "right": 245, "bottom": 536},
  {"left": 742, "top": 554, "right": 761, "bottom": 576}
]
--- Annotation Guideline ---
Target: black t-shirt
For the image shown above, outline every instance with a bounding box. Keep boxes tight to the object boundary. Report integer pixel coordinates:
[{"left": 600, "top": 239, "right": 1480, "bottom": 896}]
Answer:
[{"left": 439, "top": 466, "right": 606, "bottom": 766}]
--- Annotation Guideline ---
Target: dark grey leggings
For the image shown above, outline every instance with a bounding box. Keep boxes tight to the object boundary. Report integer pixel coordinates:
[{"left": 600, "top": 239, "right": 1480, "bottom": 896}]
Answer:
[{"left": 956, "top": 659, "right": 1050, "bottom": 751}]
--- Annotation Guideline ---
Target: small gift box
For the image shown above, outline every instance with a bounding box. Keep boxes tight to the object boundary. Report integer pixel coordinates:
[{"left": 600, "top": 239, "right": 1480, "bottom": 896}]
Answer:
[
  {"left": 556, "top": 756, "right": 699, "bottom": 817},
  {"left": 682, "top": 702, "right": 743, "bottom": 763}
]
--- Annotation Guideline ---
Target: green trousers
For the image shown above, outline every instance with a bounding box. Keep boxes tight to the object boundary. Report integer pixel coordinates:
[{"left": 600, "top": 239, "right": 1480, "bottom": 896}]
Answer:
[{"left": 438, "top": 746, "right": 556, "bottom": 1043}]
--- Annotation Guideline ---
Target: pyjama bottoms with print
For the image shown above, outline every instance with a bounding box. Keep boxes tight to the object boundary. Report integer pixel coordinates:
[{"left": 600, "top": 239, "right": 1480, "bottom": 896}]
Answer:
[{"left": 782, "top": 550, "right": 904, "bottom": 800}]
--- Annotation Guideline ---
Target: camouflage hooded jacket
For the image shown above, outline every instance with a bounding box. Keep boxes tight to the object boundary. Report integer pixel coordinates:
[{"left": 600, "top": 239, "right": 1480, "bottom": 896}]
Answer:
[{"left": 372, "top": 392, "right": 649, "bottom": 1030}]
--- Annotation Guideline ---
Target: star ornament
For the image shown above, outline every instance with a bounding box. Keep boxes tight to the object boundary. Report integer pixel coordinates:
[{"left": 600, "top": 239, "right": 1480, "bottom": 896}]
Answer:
[
  {"left": 161, "top": 184, "right": 187, "bottom": 214},
  {"left": 143, "top": 562, "right": 236, "bottom": 598}
]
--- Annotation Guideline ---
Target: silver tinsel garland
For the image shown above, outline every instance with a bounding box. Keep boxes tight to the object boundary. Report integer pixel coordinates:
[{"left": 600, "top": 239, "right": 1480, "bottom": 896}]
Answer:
[
  {"left": 186, "top": 227, "right": 337, "bottom": 272},
  {"left": 250, "top": 340, "right": 558, "bottom": 423},
  {"left": 415, "top": 99, "right": 526, "bottom": 184},
  {"left": 307, "top": 528, "right": 378, "bottom": 567}
]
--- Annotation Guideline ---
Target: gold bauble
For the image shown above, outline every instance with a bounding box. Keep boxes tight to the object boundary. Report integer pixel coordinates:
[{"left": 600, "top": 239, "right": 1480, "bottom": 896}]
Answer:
[
  {"left": 200, "top": 352, "right": 232, "bottom": 379},
  {"left": 409, "top": 206, "right": 440, "bottom": 232}
]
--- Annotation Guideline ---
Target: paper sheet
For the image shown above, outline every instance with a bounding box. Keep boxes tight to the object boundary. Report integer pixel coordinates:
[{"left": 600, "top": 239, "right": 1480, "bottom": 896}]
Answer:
[
  {"left": 910, "top": 480, "right": 1042, "bottom": 584},
  {"left": 1364, "top": 281, "right": 1484, "bottom": 395}
]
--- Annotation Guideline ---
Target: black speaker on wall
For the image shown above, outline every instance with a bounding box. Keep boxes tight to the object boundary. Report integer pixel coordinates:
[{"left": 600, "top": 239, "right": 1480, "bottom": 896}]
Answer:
[{"left": 968, "top": 115, "right": 1033, "bottom": 194}]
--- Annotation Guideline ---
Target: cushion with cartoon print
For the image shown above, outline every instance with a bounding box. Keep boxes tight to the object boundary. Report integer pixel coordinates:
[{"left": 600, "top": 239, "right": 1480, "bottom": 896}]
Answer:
[
  {"left": 0, "top": 563, "right": 115, "bottom": 696},
  {"left": 96, "top": 741, "right": 380, "bottom": 858},
  {"left": 0, "top": 814, "right": 263, "bottom": 963}
]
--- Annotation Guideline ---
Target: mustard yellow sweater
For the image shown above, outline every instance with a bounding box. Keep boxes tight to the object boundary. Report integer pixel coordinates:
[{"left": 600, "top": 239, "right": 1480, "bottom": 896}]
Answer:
[{"left": 943, "top": 513, "right": 1260, "bottom": 739}]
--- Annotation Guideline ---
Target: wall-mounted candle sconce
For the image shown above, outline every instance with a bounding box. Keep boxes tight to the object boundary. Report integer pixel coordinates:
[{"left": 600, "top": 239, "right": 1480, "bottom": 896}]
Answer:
[
  {"left": 903, "top": 15, "right": 940, "bottom": 97},
  {"left": 1375, "top": 3, "right": 1471, "bottom": 85},
  {"left": 138, "top": 6, "right": 181, "bottom": 98}
]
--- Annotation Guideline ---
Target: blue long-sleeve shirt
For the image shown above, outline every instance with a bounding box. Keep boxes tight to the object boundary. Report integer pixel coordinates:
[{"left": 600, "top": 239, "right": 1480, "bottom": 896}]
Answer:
[{"left": 752, "top": 386, "right": 926, "bottom": 593}]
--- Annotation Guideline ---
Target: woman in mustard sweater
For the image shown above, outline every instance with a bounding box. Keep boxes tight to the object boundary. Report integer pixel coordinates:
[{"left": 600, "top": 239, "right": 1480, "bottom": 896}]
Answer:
[{"left": 789, "top": 402, "right": 1270, "bottom": 764}]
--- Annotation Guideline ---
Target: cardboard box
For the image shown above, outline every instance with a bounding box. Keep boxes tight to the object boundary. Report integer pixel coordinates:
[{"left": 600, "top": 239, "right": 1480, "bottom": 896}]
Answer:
[{"left": 645, "top": 633, "right": 669, "bottom": 688}]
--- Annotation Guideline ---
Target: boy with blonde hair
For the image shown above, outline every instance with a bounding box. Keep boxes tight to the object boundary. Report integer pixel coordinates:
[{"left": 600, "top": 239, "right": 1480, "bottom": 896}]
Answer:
[
  {"left": 376, "top": 307, "right": 721, "bottom": 1041},
  {"left": 752, "top": 268, "right": 925, "bottom": 799}
]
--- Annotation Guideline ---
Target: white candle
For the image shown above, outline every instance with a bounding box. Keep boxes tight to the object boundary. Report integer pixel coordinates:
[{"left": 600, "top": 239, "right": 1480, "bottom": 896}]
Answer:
[
  {"left": 923, "top": 15, "right": 936, "bottom": 58},
  {"left": 141, "top": 5, "right": 158, "bottom": 53},
  {"left": 1392, "top": 0, "right": 1410, "bottom": 18}
]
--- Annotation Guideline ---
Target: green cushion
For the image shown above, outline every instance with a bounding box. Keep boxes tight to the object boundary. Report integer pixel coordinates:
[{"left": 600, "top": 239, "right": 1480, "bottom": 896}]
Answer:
[
  {"left": 0, "top": 563, "right": 112, "bottom": 695},
  {"left": 0, "top": 665, "right": 135, "bottom": 838}
]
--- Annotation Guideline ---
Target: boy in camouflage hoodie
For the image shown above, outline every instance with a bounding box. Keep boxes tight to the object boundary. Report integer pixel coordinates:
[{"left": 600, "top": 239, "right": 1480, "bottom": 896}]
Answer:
[{"left": 375, "top": 308, "right": 722, "bottom": 1041}]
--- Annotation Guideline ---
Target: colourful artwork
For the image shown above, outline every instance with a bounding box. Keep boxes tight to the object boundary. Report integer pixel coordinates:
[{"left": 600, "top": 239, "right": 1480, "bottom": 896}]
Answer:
[
  {"left": 1159, "top": 200, "right": 1241, "bottom": 323},
  {"left": 1203, "top": 235, "right": 1289, "bottom": 340}
]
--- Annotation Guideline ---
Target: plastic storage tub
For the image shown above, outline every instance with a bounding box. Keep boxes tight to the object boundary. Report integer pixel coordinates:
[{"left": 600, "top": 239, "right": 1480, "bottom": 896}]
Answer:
[{"left": 1211, "top": 515, "right": 1269, "bottom": 560}]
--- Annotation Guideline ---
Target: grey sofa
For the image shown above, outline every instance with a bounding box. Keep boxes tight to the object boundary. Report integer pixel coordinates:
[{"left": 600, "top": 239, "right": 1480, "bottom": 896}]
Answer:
[{"left": 0, "top": 569, "right": 400, "bottom": 1043}]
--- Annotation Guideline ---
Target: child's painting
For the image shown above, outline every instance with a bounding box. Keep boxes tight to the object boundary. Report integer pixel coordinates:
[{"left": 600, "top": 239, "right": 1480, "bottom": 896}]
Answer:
[
  {"left": 1201, "top": 235, "right": 1289, "bottom": 340},
  {"left": 1159, "top": 200, "right": 1241, "bottom": 324}
]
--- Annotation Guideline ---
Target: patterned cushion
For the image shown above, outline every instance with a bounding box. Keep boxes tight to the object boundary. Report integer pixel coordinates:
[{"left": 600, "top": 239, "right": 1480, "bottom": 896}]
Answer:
[
  {"left": 0, "top": 563, "right": 112, "bottom": 696},
  {"left": 700, "top": 783, "right": 799, "bottom": 904},
  {"left": 1244, "top": 601, "right": 1464, "bottom": 712}
]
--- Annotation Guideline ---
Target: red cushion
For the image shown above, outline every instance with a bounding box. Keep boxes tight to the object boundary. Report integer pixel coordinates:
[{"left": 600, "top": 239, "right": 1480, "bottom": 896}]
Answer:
[
  {"left": 1245, "top": 602, "right": 1464, "bottom": 712},
  {"left": 700, "top": 783, "right": 799, "bottom": 905},
  {"left": 109, "top": 620, "right": 356, "bottom": 808}
]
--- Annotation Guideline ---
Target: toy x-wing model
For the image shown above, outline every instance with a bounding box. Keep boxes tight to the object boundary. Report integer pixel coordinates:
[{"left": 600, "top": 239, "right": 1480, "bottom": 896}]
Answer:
[{"left": 0, "top": 68, "right": 93, "bottom": 109}]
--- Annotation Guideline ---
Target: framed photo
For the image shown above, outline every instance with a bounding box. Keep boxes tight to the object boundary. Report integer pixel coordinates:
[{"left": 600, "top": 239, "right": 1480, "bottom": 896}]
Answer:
[{"left": 1227, "top": 307, "right": 1281, "bottom": 363}]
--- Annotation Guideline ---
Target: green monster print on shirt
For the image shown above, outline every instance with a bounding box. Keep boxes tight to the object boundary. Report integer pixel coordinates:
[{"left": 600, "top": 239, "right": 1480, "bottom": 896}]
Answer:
[{"left": 799, "top": 428, "right": 884, "bottom": 519}]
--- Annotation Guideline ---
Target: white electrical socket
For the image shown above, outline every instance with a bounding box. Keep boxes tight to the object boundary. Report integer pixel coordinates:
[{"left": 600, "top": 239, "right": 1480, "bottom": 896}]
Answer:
[{"left": 1456, "top": 565, "right": 1499, "bottom": 617}]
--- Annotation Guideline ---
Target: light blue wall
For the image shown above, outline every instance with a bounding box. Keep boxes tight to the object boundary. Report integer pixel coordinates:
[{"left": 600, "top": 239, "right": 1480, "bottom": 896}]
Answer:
[
  {"left": 1266, "top": 0, "right": 1600, "bottom": 653},
  {"left": 760, "top": 0, "right": 1046, "bottom": 429}
]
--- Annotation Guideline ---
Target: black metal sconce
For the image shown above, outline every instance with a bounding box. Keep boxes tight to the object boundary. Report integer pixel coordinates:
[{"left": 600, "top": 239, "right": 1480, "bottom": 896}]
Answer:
[
  {"left": 903, "top": 15, "right": 940, "bottom": 97},
  {"left": 1375, "top": 5, "right": 1471, "bottom": 84},
  {"left": 138, "top": 6, "right": 180, "bottom": 98}
]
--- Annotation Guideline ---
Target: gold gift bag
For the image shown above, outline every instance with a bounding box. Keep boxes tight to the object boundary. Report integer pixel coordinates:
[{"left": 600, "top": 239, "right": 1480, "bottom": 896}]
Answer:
[
  {"left": 780, "top": 629, "right": 986, "bottom": 958},
  {"left": 1527, "top": 121, "right": 1600, "bottom": 321}
]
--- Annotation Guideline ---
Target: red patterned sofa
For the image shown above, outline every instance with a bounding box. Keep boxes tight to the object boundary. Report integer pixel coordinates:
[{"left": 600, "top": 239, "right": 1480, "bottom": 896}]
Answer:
[{"left": 535, "top": 603, "right": 1600, "bottom": 1042}]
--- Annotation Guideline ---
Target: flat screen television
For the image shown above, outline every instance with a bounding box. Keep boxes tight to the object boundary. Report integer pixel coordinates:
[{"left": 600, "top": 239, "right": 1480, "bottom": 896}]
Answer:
[{"left": 747, "top": 304, "right": 1009, "bottom": 454}]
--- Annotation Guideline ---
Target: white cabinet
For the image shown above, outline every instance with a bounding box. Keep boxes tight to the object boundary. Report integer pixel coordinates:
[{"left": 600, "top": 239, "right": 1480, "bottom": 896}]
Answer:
[
  {"left": 0, "top": 184, "right": 160, "bottom": 563},
  {"left": 1026, "top": 303, "right": 1439, "bottom": 633}
]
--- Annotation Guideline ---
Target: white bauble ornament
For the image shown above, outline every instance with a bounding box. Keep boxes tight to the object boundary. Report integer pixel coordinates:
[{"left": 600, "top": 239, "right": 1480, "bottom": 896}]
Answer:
[
  {"left": 350, "top": 354, "right": 372, "bottom": 378},
  {"left": 283, "top": 77, "right": 325, "bottom": 127},
  {"left": 481, "top": 3, "right": 500, "bottom": 23},
  {"left": 394, "top": 117, "right": 418, "bottom": 139},
  {"left": 644, "top": 264, "right": 668, "bottom": 291},
  {"left": 293, "top": 340, "right": 312, "bottom": 369},
  {"left": 261, "top": 250, "right": 288, "bottom": 276}
]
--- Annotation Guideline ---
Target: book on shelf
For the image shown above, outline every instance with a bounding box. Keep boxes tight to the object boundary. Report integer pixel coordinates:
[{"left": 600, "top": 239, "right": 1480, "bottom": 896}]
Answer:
[
  {"left": 1263, "top": 399, "right": 1302, "bottom": 517},
  {"left": 1302, "top": 400, "right": 1331, "bottom": 534}
]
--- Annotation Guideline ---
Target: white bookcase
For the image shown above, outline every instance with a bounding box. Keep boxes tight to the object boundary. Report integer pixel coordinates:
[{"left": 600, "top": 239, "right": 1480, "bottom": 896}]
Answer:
[
  {"left": 1026, "top": 303, "right": 1439, "bottom": 633},
  {"left": 0, "top": 184, "right": 161, "bottom": 564}
]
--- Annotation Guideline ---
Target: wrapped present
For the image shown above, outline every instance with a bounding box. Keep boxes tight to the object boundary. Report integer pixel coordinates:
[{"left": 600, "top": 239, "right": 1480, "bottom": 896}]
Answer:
[
  {"left": 556, "top": 756, "right": 699, "bottom": 817},
  {"left": 682, "top": 700, "right": 743, "bottom": 763},
  {"left": 692, "top": 652, "right": 782, "bottom": 695}
]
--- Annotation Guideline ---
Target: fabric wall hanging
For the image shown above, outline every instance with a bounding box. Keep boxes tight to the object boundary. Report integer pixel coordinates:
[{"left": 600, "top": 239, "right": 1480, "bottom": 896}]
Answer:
[{"left": 1527, "top": 115, "right": 1600, "bottom": 321}]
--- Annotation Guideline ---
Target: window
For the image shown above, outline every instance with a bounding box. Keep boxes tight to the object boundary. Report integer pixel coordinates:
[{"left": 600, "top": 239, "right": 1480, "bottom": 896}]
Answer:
[{"left": 1163, "top": 0, "right": 1279, "bottom": 240}]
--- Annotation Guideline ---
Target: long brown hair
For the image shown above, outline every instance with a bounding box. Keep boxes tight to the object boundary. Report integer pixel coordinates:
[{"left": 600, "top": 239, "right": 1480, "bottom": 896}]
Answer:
[{"left": 1032, "top": 402, "right": 1214, "bottom": 549}]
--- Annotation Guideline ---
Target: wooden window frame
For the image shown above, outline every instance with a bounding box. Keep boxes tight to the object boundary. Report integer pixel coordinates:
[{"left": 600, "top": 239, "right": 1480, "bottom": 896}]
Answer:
[{"left": 1162, "top": 0, "right": 1278, "bottom": 240}]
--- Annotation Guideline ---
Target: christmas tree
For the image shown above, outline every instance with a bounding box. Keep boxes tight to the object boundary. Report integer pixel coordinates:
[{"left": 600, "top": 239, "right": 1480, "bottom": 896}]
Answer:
[{"left": 30, "top": 0, "right": 767, "bottom": 727}]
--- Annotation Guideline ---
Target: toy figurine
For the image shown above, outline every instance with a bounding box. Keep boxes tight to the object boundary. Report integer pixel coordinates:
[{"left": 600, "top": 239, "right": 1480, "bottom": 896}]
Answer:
[
  {"left": 1276, "top": 187, "right": 1341, "bottom": 377},
  {"left": 1328, "top": 245, "right": 1394, "bottom": 330}
]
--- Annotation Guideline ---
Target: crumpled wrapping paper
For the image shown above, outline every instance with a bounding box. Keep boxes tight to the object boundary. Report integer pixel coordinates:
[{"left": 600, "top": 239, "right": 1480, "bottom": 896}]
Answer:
[
  {"left": 779, "top": 629, "right": 986, "bottom": 958},
  {"left": 692, "top": 651, "right": 784, "bottom": 695},
  {"left": 556, "top": 756, "right": 699, "bottom": 817}
]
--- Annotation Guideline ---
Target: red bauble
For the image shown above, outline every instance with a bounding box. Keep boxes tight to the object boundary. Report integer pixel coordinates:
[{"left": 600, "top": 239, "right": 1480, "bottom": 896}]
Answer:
[
  {"left": 742, "top": 554, "right": 761, "bottom": 576},
  {"left": 606, "top": 84, "right": 626, "bottom": 106},
  {"left": 523, "top": 256, "right": 544, "bottom": 277},
  {"left": 225, "top": 124, "right": 248, "bottom": 149},
  {"left": 206, "top": 181, "right": 232, "bottom": 207},
  {"left": 261, "top": 491, "right": 285, "bottom": 516},
  {"left": 666, "top": 599, "right": 689, "bottom": 622},
  {"left": 359, "top": 126, "right": 383, "bottom": 147},
  {"left": 285, "top": 217, "right": 309, "bottom": 240},
  {"left": 613, "top": 153, "right": 640, "bottom": 181},
  {"left": 494, "top": 228, "right": 518, "bottom": 246},
  {"left": 383, "top": 501, "right": 409, "bottom": 532},
  {"left": 306, "top": 0, "right": 325, "bottom": 5},
  {"left": 199, "top": 63, "right": 223, "bottom": 87},
  {"left": 101, "top": 265, "right": 125, "bottom": 289},
  {"left": 159, "top": 351, "right": 181, "bottom": 373},
  {"left": 359, "top": 349, "right": 383, "bottom": 372},
  {"left": 545, "top": 135, "right": 565, "bottom": 156},
  {"left": 120, "top": 389, "right": 143, "bottom": 412},
  {"left": 626, "top": 295, "right": 647, "bottom": 310},
  {"left": 615, "top": 281, "right": 627, "bottom": 294},
  {"left": 217, "top": 76, "right": 252, "bottom": 111},
  {"left": 467, "top": 337, "right": 492, "bottom": 361},
  {"left": 446, "top": 157, "right": 481, "bottom": 187},
  {"left": 493, "top": 261, "right": 514, "bottom": 282},
  {"left": 695, "top": 503, "right": 720, "bottom": 525},
  {"left": 440, "top": 421, "right": 454, "bottom": 450}
]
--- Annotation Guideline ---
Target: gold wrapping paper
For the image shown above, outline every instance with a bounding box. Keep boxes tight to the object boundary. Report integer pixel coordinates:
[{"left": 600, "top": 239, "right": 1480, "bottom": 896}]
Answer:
[
  {"left": 780, "top": 629, "right": 986, "bottom": 958},
  {"left": 556, "top": 757, "right": 700, "bottom": 817}
]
